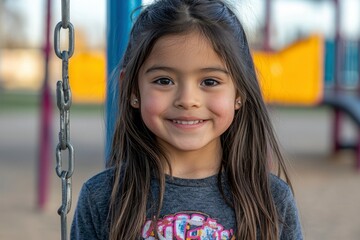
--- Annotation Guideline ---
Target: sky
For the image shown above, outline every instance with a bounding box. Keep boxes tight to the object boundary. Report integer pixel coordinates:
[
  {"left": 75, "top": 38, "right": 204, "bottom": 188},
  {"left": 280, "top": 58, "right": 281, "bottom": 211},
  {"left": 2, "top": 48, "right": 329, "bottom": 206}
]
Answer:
[{"left": 4, "top": 0, "right": 360, "bottom": 49}]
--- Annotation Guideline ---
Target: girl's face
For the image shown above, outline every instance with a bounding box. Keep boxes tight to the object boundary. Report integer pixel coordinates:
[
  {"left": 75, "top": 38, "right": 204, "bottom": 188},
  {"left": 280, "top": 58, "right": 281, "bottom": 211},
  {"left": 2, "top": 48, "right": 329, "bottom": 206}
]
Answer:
[{"left": 134, "top": 31, "right": 241, "bottom": 157}]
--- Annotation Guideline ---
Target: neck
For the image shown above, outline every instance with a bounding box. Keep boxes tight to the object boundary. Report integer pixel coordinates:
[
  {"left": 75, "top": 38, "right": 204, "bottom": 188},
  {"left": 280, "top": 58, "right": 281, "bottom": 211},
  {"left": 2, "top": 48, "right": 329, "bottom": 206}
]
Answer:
[{"left": 164, "top": 143, "right": 222, "bottom": 179}]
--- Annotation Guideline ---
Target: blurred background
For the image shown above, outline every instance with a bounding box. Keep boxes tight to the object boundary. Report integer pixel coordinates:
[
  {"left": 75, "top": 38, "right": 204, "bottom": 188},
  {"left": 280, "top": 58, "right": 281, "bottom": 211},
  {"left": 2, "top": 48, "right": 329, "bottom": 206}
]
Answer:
[{"left": 1, "top": 0, "right": 360, "bottom": 239}]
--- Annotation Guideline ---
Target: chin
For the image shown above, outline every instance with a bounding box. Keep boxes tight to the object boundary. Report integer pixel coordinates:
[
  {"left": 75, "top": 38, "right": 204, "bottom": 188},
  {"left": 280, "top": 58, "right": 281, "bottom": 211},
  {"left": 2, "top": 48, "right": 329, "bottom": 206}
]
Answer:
[{"left": 172, "top": 143, "right": 209, "bottom": 152}]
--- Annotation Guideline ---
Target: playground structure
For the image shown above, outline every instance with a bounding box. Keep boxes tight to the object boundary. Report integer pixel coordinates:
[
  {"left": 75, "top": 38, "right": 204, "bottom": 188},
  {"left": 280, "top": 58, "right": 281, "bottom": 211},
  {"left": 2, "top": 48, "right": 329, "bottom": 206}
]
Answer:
[
  {"left": 42, "top": 0, "right": 360, "bottom": 194},
  {"left": 66, "top": 2, "right": 360, "bottom": 165},
  {"left": 258, "top": 0, "right": 360, "bottom": 170},
  {"left": 30, "top": 0, "right": 360, "bottom": 238}
]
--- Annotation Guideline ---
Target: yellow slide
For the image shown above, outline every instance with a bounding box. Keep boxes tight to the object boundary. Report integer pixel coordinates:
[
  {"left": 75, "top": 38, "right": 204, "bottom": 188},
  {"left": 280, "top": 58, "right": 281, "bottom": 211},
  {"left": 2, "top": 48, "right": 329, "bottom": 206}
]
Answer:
[{"left": 253, "top": 35, "right": 324, "bottom": 106}]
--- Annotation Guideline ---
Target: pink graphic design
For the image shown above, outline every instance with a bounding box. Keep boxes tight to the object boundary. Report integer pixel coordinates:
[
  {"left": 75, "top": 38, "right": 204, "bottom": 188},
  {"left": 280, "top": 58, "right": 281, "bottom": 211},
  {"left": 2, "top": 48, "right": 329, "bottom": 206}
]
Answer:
[{"left": 141, "top": 212, "right": 235, "bottom": 240}]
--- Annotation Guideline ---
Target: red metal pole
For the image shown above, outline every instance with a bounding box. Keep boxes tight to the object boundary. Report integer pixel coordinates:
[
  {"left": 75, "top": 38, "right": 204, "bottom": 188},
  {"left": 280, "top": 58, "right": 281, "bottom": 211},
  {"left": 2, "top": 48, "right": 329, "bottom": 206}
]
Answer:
[
  {"left": 38, "top": 0, "right": 52, "bottom": 210},
  {"left": 357, "top": 129, "right": 360, "bottom": 170},
  {"left": 264, "top": 0, "right": 271, "bottom": 51},
  {"left": 333, "top": 0, "right": 342, "bottom": 153},
  {"left": 334, "top": 0, "right": 342, "bottom": 91}
]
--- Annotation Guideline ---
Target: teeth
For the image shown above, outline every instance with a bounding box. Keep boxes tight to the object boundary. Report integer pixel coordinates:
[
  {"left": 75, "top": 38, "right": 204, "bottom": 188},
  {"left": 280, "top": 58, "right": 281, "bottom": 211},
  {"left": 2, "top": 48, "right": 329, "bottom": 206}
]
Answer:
[{"left": 173, "top": 120, "right": 203, "bottom": 125}]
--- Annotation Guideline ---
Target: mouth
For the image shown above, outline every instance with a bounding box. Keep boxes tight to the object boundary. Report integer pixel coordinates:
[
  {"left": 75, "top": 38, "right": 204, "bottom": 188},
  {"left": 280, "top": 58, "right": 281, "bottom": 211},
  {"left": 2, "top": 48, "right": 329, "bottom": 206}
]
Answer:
[{"left": 172, "top": 119, "right": 204, "bottom": 125}]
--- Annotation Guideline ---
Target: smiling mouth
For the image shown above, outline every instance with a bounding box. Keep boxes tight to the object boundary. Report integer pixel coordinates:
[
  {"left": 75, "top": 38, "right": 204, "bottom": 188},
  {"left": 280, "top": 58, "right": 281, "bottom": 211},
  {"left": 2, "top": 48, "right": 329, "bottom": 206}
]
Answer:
[{"left": 172, "top": 120, "right": 204, "bottom": 125}]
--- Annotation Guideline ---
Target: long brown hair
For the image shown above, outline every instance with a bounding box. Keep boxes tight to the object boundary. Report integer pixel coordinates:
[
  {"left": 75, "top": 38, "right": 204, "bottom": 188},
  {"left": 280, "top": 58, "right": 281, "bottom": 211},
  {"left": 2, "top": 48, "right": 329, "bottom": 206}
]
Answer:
[{"left": 107, "top": 0, "right": 291, "bottom": 239}]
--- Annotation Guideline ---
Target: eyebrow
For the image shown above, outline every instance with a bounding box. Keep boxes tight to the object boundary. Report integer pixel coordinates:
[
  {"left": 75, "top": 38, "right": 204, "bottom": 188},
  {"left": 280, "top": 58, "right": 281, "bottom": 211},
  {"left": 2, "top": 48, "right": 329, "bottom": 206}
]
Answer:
[{"left": 145, "top": 65, "right": 229, "bottom": 75}]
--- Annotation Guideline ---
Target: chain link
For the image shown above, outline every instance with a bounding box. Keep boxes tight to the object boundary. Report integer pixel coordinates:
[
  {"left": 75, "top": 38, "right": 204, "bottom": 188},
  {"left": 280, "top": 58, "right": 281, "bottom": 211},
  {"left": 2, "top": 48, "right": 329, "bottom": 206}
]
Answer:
[
  {"left": 61, "top": 0, "right": 70, "bottom": 28},
  {"left": 54, "top": 22, "right": 74, "bottom": 59},
  {"left": 54, "top": 0, "right": 75, "bottom": 239}
]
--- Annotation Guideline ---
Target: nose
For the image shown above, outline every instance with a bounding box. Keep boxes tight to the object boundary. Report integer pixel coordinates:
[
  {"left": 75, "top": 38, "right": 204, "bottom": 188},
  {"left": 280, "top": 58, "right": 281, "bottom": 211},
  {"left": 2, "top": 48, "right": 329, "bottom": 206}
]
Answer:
[{"left": 174, "top": 83, "right": 201, "bottom": 109}]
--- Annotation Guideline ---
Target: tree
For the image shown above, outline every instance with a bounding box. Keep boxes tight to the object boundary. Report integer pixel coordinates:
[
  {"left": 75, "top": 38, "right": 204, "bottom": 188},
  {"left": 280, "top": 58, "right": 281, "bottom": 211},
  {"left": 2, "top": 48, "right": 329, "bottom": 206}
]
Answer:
[{"left": 0, "top": 0, "right": 27, "bottom": 48}]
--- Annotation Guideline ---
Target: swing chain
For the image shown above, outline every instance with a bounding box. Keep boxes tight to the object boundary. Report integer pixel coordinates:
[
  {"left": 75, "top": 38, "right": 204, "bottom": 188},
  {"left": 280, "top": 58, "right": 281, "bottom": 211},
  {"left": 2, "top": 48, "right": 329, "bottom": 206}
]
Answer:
[{"left": 54, "top": 0, "right": 75, "bottom": 239}]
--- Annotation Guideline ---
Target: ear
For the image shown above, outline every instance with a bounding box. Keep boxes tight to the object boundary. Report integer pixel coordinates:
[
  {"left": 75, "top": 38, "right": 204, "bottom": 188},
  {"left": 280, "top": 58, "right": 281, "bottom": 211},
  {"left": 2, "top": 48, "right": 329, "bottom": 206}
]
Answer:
[
  {"left": 235, "top": 98, "right": 242, "bottom": 110},
  {"left": 120, "top": 69, "right": 125, "bottom": 81},
  {"left": 130, "top": 93, "right": 140, "bottom": 108}
]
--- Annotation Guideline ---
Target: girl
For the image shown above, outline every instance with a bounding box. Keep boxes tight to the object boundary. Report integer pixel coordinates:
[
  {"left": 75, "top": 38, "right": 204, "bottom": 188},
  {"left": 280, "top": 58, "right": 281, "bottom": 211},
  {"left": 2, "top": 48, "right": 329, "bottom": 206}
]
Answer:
[{"left": 71, "top": 0, "right": 303, "bottom": 239}]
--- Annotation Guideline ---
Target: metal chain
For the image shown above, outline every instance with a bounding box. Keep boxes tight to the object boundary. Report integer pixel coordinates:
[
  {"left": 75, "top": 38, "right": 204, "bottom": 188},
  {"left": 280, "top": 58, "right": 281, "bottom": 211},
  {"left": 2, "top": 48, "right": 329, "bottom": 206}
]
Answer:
[{"left": 54, "top": 0, "right": 75, "bottom": 239}]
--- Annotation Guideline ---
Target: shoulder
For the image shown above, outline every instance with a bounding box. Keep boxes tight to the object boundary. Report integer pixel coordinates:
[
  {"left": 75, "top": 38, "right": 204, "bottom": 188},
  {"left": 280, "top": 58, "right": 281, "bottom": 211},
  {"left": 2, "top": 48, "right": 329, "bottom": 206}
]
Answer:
[
  {"left": 79, "top": 167, "right": 115, "bottom": 210},
  {"left": 77, "top": 167, "right": 115, "bottom": 216},
  {"left": 269, "top": 174, "right": 303, "bottom": 240},
  {"left": 82, "top": 167, "right": 115, "bottom": 195},
  {"left": 269, "top": 174, "right": 292, "bottom": 206},
  {"left": 268, "top": 174, "right": 297, "bottom": 220},
  {"left": 71, "top": 168, "right": 115, "bottom": 239}
]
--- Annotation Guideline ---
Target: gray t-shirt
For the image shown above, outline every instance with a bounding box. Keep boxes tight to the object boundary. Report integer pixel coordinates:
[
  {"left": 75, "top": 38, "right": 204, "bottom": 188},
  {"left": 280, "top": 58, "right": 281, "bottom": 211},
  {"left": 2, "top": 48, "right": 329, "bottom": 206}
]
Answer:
[{"left": 71, "top": 168, "right": 303, "bottom": 239}]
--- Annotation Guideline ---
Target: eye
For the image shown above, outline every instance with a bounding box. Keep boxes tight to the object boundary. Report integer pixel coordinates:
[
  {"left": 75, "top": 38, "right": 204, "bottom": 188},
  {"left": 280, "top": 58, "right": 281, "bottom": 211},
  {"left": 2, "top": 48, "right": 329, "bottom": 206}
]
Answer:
[
  {"left": 153, "top": 77, "right": 174, "bottom": 85},
  {"left": 201, "top": 78, "right": 219, "bottom": 87}
]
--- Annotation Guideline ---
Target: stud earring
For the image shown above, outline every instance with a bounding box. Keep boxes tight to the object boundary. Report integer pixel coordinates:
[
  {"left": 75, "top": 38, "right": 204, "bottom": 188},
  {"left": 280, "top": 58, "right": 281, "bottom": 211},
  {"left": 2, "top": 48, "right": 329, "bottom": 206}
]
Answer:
[{"left": 132, "top": 99, "right": 139, "bottom": 105}]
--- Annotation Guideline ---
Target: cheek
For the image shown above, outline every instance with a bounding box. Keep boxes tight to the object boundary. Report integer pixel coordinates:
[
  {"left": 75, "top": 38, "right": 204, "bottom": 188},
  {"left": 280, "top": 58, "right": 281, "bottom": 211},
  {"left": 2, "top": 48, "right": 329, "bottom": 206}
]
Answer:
[
  {"left": 140, "top": 95, "right": 167, "bottom": 126},
  {"left": 208, "top": 96, "right": 236, "bottom": 124},
  {"left": 209, "top": 93, "right": 236, "bottom": 113}
]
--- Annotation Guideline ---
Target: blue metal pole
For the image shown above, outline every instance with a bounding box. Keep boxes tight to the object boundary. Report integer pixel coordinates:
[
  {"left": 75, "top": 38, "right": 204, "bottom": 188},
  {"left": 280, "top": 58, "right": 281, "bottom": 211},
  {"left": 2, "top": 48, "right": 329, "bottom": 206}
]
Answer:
[{"left": 106, "top": 0, "right": 142, "bottom": 163}]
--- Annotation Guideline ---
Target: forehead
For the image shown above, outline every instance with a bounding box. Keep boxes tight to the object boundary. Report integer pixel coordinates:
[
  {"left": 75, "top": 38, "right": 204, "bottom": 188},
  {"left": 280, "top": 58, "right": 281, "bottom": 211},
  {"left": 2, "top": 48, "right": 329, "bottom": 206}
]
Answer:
[{"left": 140, "top": 31, "right": 227, "bottom": 72}]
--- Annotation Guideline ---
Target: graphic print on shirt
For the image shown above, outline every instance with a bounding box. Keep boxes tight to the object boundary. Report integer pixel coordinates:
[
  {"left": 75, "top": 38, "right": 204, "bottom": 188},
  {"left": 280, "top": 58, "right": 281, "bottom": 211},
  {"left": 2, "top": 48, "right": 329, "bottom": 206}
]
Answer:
[{"left": 141, "top": 211, "right": 235, "bottom": 240}]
